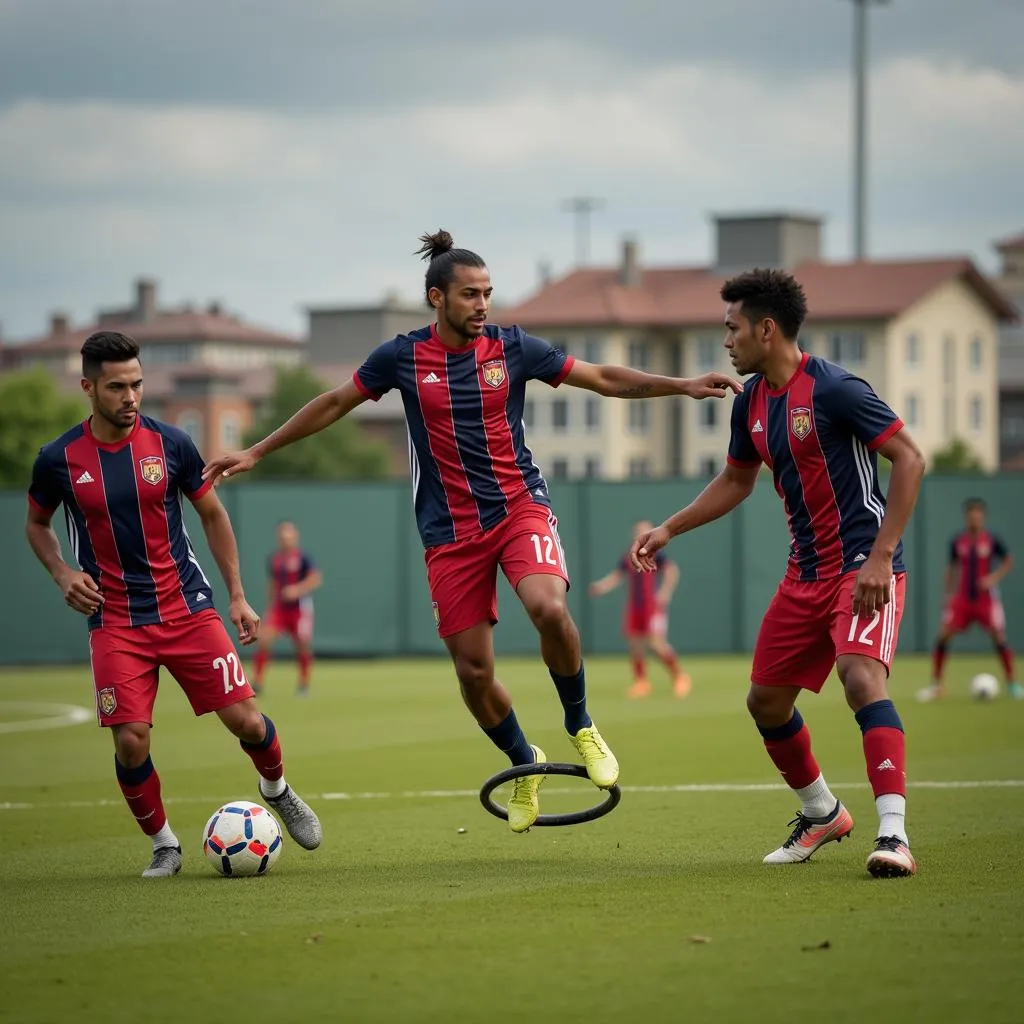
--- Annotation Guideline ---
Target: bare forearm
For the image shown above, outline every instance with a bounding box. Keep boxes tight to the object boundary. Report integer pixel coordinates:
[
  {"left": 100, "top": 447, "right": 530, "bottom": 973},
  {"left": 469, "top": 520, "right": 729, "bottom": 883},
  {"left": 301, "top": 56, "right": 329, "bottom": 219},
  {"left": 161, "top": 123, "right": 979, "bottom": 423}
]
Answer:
[
  {"left": 598, "top": 365, "right": 688, "bottom": 398},
  {"left": 202, "top": 511, "right": 245, "bottom": 600},
  {"left": 26, "top": 522, "right": 71, "bottom": 584},
  {"left": 870, "top": 458, "right": 924, "bottom": 560},
  {"left": 252, "top": 392, "right": 346, "bottom": 458},
  {"left": 664, "top": 474, "right": 753, "bottom": 538}
]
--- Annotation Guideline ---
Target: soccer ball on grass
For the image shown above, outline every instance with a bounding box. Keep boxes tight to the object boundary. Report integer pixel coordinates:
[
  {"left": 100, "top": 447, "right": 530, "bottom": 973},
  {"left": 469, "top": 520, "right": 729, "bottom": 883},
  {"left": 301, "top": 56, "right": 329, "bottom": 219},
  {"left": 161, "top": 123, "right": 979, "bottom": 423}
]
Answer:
[
  {"left": 968, "top": 673, "right": 1000, "bottom": 701},
  {"left": 203, "top": 800, "right": 283, "bottom": 876}
]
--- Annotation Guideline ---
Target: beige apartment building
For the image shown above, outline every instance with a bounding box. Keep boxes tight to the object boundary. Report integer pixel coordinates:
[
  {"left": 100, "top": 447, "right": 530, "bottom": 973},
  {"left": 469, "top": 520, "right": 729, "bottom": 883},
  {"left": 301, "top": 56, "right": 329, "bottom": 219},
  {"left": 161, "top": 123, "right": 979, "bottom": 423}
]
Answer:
[{"left": 500, "top": 214, "right": 1016, "bottom": 479}]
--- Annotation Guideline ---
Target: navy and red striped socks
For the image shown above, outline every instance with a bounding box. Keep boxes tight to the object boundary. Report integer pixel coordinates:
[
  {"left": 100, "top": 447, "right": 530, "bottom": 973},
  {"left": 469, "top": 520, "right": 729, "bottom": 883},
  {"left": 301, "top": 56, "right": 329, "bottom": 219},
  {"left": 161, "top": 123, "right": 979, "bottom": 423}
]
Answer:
[
  {"left": 241, "top": 714, "right": 286, "bottom": 797},
  {"left": 757, "top": 709, "right": 837, "bottom": 819},
  {"left": 115, "top": 754, "right": 178, "bottom": 850},
  {"left": 855, "top": 699, "right": 908, "bottom": 842}
]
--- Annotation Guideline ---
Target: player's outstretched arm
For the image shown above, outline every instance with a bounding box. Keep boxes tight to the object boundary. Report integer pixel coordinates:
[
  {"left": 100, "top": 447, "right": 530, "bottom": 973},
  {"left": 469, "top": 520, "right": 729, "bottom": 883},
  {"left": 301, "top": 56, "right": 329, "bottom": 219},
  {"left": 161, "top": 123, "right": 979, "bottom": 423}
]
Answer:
[
  {"left": 202, "top": 379, "right": 369, "bottom": 484},
  {"left": 853, "top": 428, "right": 926, "bottom": 616},
  {"left": 25, "top": 504, "right": 103, "bottom": 616},
  {"left": 564, "top": 361, "right": 742, "bottom": 400},
  {"left": 631, "top": 463, "right": 759, "bottom": 571},
  {"left": 588, "top": 570, "right": 624, "bottom": 597},
  {"left": 191, "top": 489, "right": 260, "bottom": 645}
]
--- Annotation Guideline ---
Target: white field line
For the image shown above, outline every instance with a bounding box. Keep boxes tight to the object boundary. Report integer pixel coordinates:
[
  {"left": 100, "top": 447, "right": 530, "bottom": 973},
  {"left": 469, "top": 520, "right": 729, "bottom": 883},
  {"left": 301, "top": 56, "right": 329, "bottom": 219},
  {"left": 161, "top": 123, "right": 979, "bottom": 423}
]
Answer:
[
  {"left": 0, "top": 702, "right": 92, "bottom": 735},
  {"left": 0, "top": 779, "right": 1021, "bottom": 812}
]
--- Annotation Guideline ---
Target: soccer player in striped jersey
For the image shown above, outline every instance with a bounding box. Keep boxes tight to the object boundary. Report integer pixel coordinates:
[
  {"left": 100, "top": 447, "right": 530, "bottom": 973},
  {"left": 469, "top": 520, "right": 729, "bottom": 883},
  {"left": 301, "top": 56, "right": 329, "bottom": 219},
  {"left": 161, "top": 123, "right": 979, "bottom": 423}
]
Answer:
[
  {"left": 25, "top": 331, "right": 321, "bottom": 877},
  {"left": 919, "top": 498, "right": 1022, "bottom": 702},
  {"left": 203, "top": 229, "right": 740, "bottom": 833},
  {"left": 632, "top": 269, "right": 927, "bottom": 878},
  {"left": 589, "top": 520, "right": 690, "bottom": 698},
  {"left": 253, "top": 521, "right": 322, "bottom": 696}
]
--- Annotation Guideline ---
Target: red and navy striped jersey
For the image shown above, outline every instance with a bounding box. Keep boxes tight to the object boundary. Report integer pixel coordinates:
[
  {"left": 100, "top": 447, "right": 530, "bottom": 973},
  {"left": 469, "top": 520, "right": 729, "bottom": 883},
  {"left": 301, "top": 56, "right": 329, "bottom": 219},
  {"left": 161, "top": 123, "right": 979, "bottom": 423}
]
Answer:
[
  {"left": 619, "top": 551, "right": 667, "bottom": 610},
  {"left": 28, "top": 416, "right": 216, "bottom": 630},
  {"left": 727, "top": 353, "right": 905, "bottom": 581},
  {"left": 354, "top": 323, "right": 574, "bottom": 548},
  {"left": 949, "top": 530, "right": 1008, "bottom": 601},
  {"left": 268, "top": 550, "right": 316, "bottom": 610}
]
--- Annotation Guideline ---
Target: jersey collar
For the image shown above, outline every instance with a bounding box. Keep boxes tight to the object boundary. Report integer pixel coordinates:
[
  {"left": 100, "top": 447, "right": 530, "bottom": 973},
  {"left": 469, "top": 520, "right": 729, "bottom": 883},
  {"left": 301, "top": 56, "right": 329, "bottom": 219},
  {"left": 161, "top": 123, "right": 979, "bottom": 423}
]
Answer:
[
  {"left": 765, "top": 351, "right": 810, "bottom": 398},
  {"left": 84, "top": 415, "right": 142, "bottom": 452}
]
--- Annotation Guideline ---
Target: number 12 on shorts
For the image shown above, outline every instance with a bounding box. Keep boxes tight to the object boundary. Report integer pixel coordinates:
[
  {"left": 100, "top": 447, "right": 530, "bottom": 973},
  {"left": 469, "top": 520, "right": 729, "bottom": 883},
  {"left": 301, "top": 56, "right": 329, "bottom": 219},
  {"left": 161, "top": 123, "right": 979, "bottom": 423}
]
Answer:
[
  {"left": 847, "top": 610, "right": 881, "bottom": 647},
  {"left": 213, "top": 652, "right": 247, "bottom": 693},
  {"left": 530, "top": 533, "right": 560, "bottom": 567}
]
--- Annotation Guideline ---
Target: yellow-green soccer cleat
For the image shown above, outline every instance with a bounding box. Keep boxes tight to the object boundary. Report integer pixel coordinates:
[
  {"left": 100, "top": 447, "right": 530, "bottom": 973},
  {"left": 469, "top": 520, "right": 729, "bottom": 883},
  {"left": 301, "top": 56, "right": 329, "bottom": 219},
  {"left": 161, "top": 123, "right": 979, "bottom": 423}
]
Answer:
[
  {"left": 507, "top": 746, "right": 546, "bottom": 833},
  {"left": 571, "top": 724, "right": 620, "bottom": 789}
]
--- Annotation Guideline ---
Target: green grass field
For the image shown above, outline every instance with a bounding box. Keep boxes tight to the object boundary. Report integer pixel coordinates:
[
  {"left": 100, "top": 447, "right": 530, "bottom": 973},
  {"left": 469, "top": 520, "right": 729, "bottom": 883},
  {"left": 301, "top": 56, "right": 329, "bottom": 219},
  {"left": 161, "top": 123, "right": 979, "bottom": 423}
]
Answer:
[{"left": 2, "top": 654, "right": 1022, "bottom": 1024}]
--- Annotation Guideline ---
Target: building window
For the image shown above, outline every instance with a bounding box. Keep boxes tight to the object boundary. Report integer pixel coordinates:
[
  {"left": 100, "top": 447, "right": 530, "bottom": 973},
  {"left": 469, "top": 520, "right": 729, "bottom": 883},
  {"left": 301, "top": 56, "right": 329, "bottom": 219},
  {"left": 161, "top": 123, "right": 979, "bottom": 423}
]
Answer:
[
  {"left": 828, "top": 332, "right": 865, "bottom": 366},
  {"left": 177, "top": 411, "right": 203, "bottom": 443},
  {"left": 523, "top": 398, "right": 535, "bottom": 430},
  {"left": 583, "top": 337, "right": 603, "bottom": 364},
  {"left": 699, "top": 457, "right": 718, "bottom": 477},
  {"left": 550, "top": 458, "right": 569, "bottom": 480},
  {"left": 1002, "top": 415, "right": 1024, "bottom": 441},
  {"left": 628, "top": 457, "right": 650, "bottom": 479},
  {"left": 970, "top": 335, "right": 983, "bottom": 371},
  {"left": 551, "top": 398, "right": 568, "bottom": 433},
  {"left": 583, "top": 457, "right": 602, "bottom": 479},
  {"left": 627, "top": 340, "right": 649, "bottom": 370},
  {"left": 906, "top": 333, "right": 919, "bottom": 366},
  {"left": 697, "top": 337, "right": 717, "bottom": 371},
  {"left": 943, "top": 335, "right": 955, "bottom": 385},
  {"left": 700, "top": 402, "right": 718, "bottom": 432},
  {"left": 628, "top": 400, "right": 651, "bottom": 434},
  {"left": 905, "top": 394, "right": 919, "bottom": 428},
  {"left": 584, "top": 397, "right": 601, "bottom": 432},
  {"left": 943, "top": 396, "right": 954, "bottom": 440},
  {"left": 970, "top": 396, "right": 983, "bottom": 431},
  {"left": 220, "top": 412, "right": 241, "bottom": 450}
]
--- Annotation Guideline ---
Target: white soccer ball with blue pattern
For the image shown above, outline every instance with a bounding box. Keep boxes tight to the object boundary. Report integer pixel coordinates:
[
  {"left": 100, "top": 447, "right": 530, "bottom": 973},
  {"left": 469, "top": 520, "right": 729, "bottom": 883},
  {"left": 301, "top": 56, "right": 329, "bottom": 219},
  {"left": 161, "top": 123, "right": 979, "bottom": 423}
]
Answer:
[
  {"left": 969, "top": 673, "right": 1000, "bottom": 701},
  {"left": 203, "top": 800, "right": 283, "bottom": 876}
]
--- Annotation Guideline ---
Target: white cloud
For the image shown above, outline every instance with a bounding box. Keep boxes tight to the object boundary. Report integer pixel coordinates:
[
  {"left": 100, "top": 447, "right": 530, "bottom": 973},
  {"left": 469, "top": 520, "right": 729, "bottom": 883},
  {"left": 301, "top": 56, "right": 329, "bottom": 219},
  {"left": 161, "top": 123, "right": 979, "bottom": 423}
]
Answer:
[{"left": 0, "top": 52, "right": 1020, "bottom": 339}]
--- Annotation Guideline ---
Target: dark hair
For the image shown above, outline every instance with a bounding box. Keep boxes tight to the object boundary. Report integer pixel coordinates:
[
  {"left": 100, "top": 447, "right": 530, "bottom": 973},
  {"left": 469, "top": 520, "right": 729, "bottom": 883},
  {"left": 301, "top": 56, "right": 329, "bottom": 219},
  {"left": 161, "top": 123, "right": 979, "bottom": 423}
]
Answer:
[
  {"left": 81, "top": 331, "right": 141, "bottom": 379},
  {"left": 720, "top": 268, "right": 808, "bottom": 340},
  {"left": 415, "top": 229, "right": 487, "bottom": 305},
  {"left": 964, "top": 498, "right": 987, "bottom": 512}
]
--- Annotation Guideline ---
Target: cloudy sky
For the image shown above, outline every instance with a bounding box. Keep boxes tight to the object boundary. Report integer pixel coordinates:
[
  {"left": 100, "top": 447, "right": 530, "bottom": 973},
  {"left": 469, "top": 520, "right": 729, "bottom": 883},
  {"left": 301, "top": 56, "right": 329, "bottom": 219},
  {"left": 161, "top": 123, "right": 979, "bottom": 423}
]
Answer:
[{"left": 1, "top": 0, "right": 1021, "bottom": 340}]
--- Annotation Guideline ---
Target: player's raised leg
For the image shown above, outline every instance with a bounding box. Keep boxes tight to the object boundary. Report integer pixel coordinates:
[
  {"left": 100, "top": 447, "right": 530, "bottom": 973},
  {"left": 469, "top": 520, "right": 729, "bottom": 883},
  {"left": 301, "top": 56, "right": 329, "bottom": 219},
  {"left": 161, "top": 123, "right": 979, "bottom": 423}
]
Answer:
[
  {"left": 443, "top": 621, "right": 545, "bottom": 832},
  {"left": 650, "top": 628, "right": 690, "bottom": 698}
]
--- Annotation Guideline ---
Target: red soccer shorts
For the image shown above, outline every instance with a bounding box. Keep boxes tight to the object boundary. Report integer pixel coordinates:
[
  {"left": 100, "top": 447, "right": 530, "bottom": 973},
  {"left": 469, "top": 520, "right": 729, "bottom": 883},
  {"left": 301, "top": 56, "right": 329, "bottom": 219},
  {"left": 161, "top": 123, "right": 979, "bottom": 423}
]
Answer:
[
  {"left": 268, "top": 601, "right": 314, "bottom": 643},
  {"left": 88, "top": 608, "right": 254, "bottom": 727},
  {"left": 752, "top": 571, "right": 907, "bottom": 692},
  {"left": 942, "top": 594, "right": 1005, "bottom": 633},
  {"left": 624, "top": 605, "right": 667, "bottom": 638},
  {"left": 425, "top": 502, "right": 569, "bottom": 638}
]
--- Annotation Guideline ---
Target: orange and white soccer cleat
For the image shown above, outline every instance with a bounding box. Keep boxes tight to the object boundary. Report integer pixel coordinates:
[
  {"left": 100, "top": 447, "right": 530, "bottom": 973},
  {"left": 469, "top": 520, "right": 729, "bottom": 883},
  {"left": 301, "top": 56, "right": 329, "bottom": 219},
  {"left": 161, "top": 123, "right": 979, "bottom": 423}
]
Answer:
[
  {"left": 762, "top": 802, "right": 855, "bottom": 864},
  {"left": 866, "top": 835, "right": 917, "bottom": 878}
]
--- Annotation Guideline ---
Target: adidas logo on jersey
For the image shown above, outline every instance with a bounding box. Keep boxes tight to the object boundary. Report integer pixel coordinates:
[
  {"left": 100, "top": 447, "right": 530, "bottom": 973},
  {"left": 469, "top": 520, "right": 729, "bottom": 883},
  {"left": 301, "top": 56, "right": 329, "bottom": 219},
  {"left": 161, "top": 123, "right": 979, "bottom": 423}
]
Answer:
[
  {"left": 752, "top": 419, "right": 764, "bottom": 433},
  {"left": 854, "top": 553, "right": 868, "bottom": 562},
  {"left": 876, "top": 758, "right": 896, "bottom": 771},
  {"left": 421, "top": 372, "right": 441, "bottom": 384},
  {"left": 76, "top": 471, "right": 95, "bottom": 484},
  {"left": 195, "top": 593, "right": 207, "bottom": 602}
]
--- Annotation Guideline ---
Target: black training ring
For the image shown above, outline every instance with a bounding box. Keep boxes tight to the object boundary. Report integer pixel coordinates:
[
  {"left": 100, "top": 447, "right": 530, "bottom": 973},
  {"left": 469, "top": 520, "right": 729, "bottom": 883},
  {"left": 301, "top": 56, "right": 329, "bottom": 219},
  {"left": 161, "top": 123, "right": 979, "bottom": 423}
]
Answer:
[{"left": 479, "top": 761, "right": 621, "bottom": 826}]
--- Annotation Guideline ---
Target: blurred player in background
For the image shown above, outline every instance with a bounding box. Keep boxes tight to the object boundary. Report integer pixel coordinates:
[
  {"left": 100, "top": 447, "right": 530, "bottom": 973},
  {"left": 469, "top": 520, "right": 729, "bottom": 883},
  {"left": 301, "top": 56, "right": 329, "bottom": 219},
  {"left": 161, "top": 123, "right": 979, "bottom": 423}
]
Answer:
[
  {"left": 633, "top": 269, "right": 926, "bottom": 878},
  {"left": 919, "top": 498, "right": 1022, "bottom": 702},
  {"left": 203, "top": 229, "right": 739, "bottom": 833},
  {"left": 253, "top": 521, "right": 322, "bottom": 696},
  {"left": 589, "top": 520, "right": 690, "bottom": 698},
  {"left": 25, "top": 332, "right": 321, "bottom": 877}
]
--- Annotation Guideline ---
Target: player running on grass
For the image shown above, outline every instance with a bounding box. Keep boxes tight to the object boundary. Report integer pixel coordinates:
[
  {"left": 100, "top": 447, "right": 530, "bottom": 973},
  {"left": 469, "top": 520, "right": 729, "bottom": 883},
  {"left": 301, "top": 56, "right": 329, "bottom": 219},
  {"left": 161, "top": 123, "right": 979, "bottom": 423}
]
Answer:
[
  {"left": 253, "top": 520, "right": 323, "bottom": 697},
  {"left": 25, "top": 331, "right": 322, "bottom": 877},
  {"left": 589, "top": 520, "right": 691, "bottom": 699},
  {"left": 919, "top": 498, "right": 1022, "bottom": 702},
  {"left": 631, "top": 269, "right": 926, "bottom": 878},
  {"left": 203, "top": 229, "right": 740, "bottom": 833}
]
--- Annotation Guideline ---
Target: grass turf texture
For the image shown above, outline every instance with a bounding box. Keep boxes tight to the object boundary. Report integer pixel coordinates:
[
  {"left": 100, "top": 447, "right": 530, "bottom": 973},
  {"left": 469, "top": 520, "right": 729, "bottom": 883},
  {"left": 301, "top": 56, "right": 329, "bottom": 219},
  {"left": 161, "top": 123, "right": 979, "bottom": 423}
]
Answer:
[{"left": 1, "top": 654, "right": 1022, "bottom": 1024}]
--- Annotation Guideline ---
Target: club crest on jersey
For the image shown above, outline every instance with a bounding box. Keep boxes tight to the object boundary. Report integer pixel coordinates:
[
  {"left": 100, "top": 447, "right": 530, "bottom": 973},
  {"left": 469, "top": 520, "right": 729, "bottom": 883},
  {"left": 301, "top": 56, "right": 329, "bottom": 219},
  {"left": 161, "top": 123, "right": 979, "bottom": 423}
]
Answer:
[
  {"left": 432, "top": 601, "right": 440, "bottom": 627},
  {"left": 790, "top": 407, "right": 812, "bottom": 441},
  {"left": 98, "top": 688, "right": 117, "bottom": 716},
  {"left": 139, "top": 456, "right": 165, "bottom": 485},
  {"left": 481, "top": 359, "right": 506, "bottom": 389}
]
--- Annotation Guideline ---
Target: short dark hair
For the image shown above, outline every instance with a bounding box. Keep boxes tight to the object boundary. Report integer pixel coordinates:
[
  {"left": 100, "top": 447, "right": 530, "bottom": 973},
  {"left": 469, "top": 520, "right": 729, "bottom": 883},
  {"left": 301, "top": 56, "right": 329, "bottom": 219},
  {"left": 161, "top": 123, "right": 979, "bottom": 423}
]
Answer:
[
  {"left": 81, "top": 331, "right": 140, "bottom": 379},
  {"left": 964, "top": 498, "right": 987, "bottom": 512},
  {"left": 720, "top": 268, "right": 808, "bottom": 340},
  {"left": 415, "top": 229, "right": 487, "bottom": 305}
]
